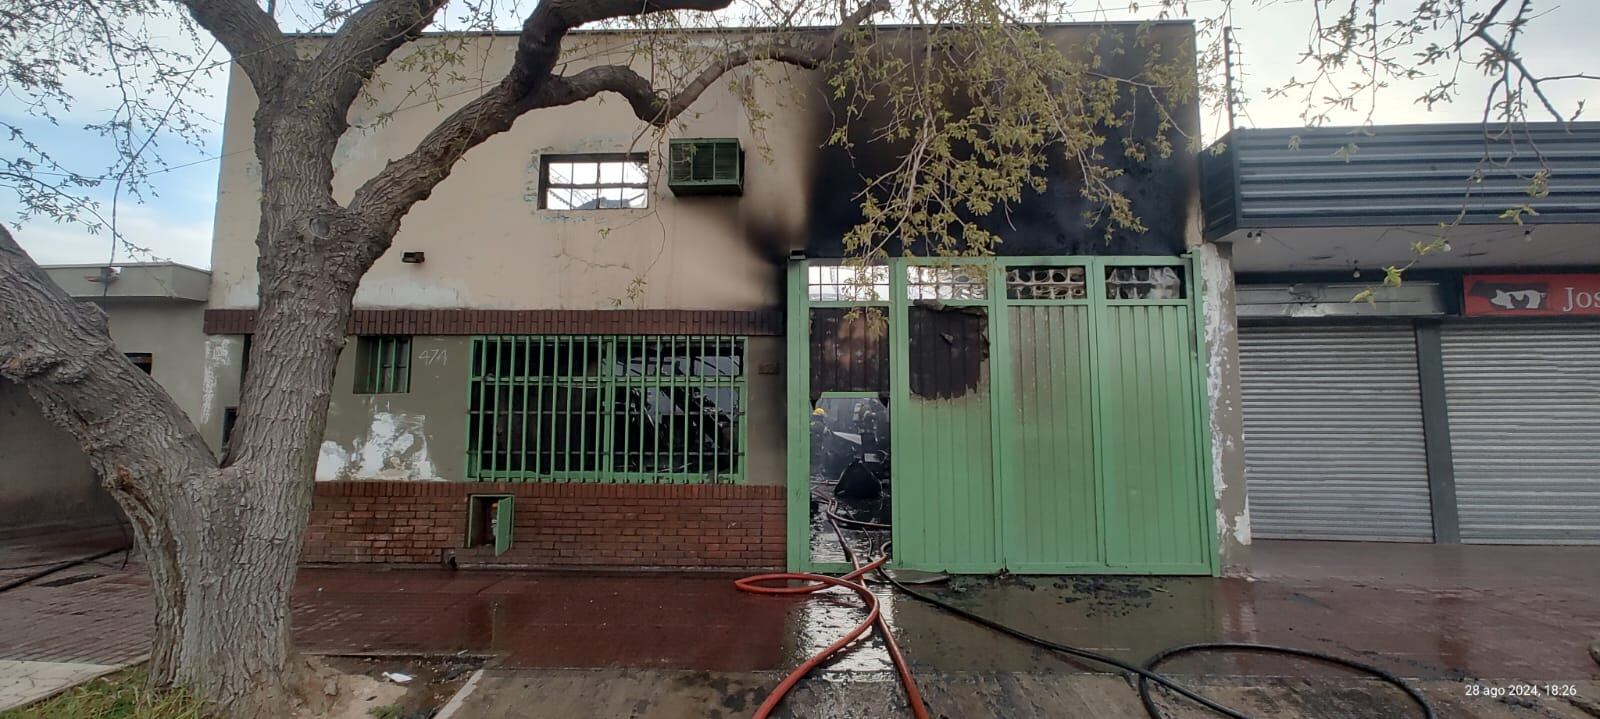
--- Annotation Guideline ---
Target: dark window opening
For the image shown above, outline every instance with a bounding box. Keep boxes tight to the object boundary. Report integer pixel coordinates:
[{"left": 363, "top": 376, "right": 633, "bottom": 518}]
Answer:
[
  {"left": 221, "top": 406, "right": 239, "bottom": 455},
  {"left": 354, "top": 336, "right": 411, "bottom": 394},
  {"left": 809, "top": 308, "right": 889, "bottom": 397},
  {"left": 466, "top": 335, "right": 746, "bottom": 482},
  {"left": 907, "top": 305, "right": 988, "bottom": 400},
  {"left": 125, "top": 353, "right": 153, "bottom": 374}
]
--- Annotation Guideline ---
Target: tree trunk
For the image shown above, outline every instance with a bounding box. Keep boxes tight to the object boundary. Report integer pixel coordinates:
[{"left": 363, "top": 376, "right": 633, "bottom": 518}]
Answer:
[
  {"left": 148, "top": 105, "right": 373, "bottom": 716},
  {"left": 0, "top": 104, "right": 369, "bottom": 715}
]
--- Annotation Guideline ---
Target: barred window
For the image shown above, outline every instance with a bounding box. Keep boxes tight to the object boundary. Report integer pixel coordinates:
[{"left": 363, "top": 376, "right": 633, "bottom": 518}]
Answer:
[
  {"left": 467, "top": 335, "right": 745, "bottom": 482},
  {"left": 353, "top": 336, "right": 411, "bottom": 394}
]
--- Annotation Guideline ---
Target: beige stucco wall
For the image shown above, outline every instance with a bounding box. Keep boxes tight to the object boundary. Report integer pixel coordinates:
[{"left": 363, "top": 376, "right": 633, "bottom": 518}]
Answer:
[
  {"left": 96, "top": 301, "right": 214, "bottom": 440},
  {"left": 210, "top": 33, "right": 821, "bottom": 312},
  {"left": 1, "top": 298, "right": 212, "bottom": 529},
  {"left": 316, "top": 336, "right": 467, "bottom": 482},
  {"left": 0, "top": 380, "right": 120, "bottom": 529}
]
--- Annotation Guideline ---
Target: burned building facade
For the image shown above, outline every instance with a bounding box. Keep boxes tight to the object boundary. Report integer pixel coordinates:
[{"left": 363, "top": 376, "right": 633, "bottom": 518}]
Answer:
[{"left": 199, "top": 22, "right": 1248, "bottom": 574}]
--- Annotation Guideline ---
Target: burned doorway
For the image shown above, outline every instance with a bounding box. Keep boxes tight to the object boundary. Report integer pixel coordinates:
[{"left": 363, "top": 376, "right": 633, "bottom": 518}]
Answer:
[
  {"left": 786, "top": 257, "right": 1218, "bottom": 575},
  {"left": 804, "top": 272, "right": 894, "bottom": 566}
]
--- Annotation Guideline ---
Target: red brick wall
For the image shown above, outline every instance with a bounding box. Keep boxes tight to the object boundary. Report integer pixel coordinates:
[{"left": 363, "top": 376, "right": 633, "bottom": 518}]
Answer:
[{"left": 303, "top": 482, "right": 786, "bottom": 570}]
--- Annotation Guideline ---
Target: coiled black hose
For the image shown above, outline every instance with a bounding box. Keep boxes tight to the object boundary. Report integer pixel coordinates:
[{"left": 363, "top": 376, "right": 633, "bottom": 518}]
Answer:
[{"left": 854, "top": 531, "right": 1436, "bottom": 719}]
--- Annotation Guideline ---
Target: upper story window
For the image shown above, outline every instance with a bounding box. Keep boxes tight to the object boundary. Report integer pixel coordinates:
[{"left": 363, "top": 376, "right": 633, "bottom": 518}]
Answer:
[{"left": 540, "top": 154, "right": 649, "bottom": 210}]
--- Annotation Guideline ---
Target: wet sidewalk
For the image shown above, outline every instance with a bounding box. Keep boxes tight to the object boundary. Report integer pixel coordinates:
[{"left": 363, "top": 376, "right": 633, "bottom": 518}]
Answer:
[
  {"left": 292, "top": 541, "right": 1600, "bottom": 683},
  {"left": 2, "top": 537, "right": 1597, "bottom": 711}
]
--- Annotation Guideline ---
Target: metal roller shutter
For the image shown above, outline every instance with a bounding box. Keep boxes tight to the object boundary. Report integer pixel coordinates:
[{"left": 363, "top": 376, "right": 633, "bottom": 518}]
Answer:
[
  {"left": 1240, "top": 324, "right": 1434, "bottom": 541},
  {"left": 1441, "top": 322, "right": 1600, "bottom": 544}
]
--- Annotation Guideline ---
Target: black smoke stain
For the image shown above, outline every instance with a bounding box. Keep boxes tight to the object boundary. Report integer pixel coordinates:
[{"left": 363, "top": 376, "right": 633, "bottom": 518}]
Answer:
[{"left": 801, "top": 24, "right": 1199, "bottom": 259}]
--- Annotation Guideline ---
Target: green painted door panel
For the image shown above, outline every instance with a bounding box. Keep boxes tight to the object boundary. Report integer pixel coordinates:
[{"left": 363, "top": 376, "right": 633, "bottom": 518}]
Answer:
[
  {"left": 893, "top": 304, "right": 1001, "bottom": 573},
  {"left": 1004, "top": 305, "right": 1102, "bottom": 570},
  {"left": 1097, "top": 304, "right": 1211, "bottom": 572},
  {"left": 790, "top": 257, "right": 1217, "bottom": 576},
  {"left": 494, "top": 495, "right": 515, "bottom": 556}
]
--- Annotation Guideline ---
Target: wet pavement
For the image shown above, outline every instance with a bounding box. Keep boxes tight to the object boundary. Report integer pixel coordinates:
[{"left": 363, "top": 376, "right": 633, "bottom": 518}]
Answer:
[
  {"left": 294, "top": 571, "right": 792, "bottom": 671},
  {"left": 293, "top": 540, "right": 1600, "bottom": 685},
  {"left": 3, "top": 531, "right": 1598, "bottom": 714}
]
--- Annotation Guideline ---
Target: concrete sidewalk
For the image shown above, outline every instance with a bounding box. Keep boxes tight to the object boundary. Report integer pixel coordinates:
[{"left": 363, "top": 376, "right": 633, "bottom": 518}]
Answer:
[
  {"left": 443, "top": 668, "right": 1600, "bottom": 718},
  {"left": 0, "top": 525, "right": 144, "bottom": 710}
]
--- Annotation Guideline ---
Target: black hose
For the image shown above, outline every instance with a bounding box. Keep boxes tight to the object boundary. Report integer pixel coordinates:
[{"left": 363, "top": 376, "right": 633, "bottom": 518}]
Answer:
[
  {"left": 1137, "top": 642, "right": 1436, "bottom": 719},
  {"left": 0, "top": 547, "right": 129, "bottom": 594},
  {"left": 847, "top": 529, "right": 1436, "bottom": 719}
]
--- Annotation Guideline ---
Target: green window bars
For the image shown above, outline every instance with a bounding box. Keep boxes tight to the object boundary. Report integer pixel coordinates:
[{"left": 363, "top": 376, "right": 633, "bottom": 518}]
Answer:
[
  {"left": 466, "top": 335, "right": 747, "bottom": 483},
  {"left": 354, "top": 336, "right": 412, "bottom": 394}
]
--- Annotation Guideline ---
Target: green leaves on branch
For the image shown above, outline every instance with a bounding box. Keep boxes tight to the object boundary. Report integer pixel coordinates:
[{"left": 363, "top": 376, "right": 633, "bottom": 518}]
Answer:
[{"left": 822, "top": 5, "right": 1195, "bottom": 263}]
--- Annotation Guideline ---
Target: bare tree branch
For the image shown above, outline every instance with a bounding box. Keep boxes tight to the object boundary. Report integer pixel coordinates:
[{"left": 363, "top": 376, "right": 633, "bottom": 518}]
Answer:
[
  {"left": 539, "top": 0, "right": 890, "bottom": 123},
  {"left": 309, "top": 0, "right": 452, "bottom": 115},
  {"left": 345, "top": 0, "right": 759, "bottom": 240},
  {"left": 348, "top": 0, "right": 889, "bottom": 242},
  {"left": 173, "top": 0, "right": 294, "bottom": 90}
]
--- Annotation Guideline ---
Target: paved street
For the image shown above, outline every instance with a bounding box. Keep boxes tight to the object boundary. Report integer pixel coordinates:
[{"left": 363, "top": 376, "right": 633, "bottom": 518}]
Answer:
[{"left": 3, "top": 533, "right": 1598, "bottom": 715}]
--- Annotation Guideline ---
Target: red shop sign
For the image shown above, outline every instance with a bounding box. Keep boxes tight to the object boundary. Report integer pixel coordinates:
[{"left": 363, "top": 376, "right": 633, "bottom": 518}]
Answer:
[{"left": 1463, "top": 273, "right": 1600, "bottom": 317}]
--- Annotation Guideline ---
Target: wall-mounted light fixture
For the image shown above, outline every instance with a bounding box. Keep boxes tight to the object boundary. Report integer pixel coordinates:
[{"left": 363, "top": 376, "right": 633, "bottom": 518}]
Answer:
[
  {"left": 401, "top": 251, "right": 426, "bottom": 264},
  {"left": 788, "top": 249, "right": 807, "bottom": 261}
]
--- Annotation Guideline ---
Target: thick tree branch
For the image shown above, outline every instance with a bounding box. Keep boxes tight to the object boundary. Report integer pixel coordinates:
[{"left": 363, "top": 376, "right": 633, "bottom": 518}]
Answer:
[
  {"left": 309, "top": 0, "right": 452, "bottom": 118},
  {"left": 0, "top": 224, "right": 215, "bottom": 487},
  {"left": 346, "top": 0, "right": 741, "bottom": 242},
  {"left": 348, "top": 0, "right": 888, "bottom": 245},
  {"left": 536, "top": 37, "right": 831, "bottom": 123},
  {"left": 173, "top": 0, "right": 294, "bottom": 91}
]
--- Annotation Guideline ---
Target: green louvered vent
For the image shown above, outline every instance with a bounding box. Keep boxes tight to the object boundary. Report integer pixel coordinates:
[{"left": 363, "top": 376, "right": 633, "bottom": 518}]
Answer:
[{"left": 668, "top": 138, "right": 743, "bottom": 196}]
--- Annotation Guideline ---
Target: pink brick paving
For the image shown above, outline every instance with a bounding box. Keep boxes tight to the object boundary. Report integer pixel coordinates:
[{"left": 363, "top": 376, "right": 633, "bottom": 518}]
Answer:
[{"left": 0, "top": 569, "right": 152, "bottom": 665}]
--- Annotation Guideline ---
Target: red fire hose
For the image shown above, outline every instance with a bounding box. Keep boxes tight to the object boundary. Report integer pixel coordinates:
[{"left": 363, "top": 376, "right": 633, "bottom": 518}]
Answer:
[
  {"left": 736, "top": 500, "right": 1435, "bottom": 719},
  {"left": 734, "top": 504, "right": 928, "bottom": 719}
]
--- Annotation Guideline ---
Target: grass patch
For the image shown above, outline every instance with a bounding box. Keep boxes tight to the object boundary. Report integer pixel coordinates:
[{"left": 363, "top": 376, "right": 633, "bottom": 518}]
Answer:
[{"left": 0, "top": 666, "right": 206, "bottom": 719}]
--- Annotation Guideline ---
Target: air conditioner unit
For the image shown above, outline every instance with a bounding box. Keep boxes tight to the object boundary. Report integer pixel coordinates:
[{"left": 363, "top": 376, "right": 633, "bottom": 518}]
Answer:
[{"left": 668, "top": 138, "right": 744, "bottom": 196}]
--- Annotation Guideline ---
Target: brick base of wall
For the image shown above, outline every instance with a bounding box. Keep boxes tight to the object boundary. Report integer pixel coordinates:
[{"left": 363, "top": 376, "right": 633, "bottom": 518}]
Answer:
[{"left": 303, "top": 482, "right": 786, "bottom": 570}]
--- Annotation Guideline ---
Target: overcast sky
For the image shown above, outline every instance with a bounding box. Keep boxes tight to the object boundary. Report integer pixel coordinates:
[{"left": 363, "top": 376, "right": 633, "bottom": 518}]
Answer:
[{"left": 4, "top": 0, "right": 1596, "bottom": 268}]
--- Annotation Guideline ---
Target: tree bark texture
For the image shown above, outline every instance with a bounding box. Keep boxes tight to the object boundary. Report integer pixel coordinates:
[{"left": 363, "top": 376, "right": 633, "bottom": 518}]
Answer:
[{"left": 0, "top": 0, "right": 891, "bottom": 715}]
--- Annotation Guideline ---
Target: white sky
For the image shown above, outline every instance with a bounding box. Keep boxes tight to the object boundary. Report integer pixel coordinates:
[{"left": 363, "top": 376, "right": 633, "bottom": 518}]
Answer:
[{"left": 4, "top": 0, "right": 1596, "bottom": 267}]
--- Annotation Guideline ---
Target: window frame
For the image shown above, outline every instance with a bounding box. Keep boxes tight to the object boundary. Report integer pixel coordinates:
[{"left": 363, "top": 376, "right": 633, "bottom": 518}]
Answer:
[
  {"left": 353, "top": 335, "right": 412, "bottom": 395},
  {"left": 538, "top": 152, "right": 651, "bottom": 211},
  {"left": 124, "top": 352, "right": 154, "bottom": 374},
  {"left": 465, "top": 335, "right": 747, "bottom": 483}
]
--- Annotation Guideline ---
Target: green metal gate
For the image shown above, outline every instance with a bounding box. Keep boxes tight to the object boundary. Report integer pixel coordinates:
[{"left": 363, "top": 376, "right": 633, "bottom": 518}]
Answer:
[{"left": 786, "top": 256, "right": 1217, "bottom": 575}]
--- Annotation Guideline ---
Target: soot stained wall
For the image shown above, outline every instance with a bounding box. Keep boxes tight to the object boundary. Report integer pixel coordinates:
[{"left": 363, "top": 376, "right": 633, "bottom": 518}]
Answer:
[{"left": 802, "top": 24, "right": 1199, "bottom": 259}]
